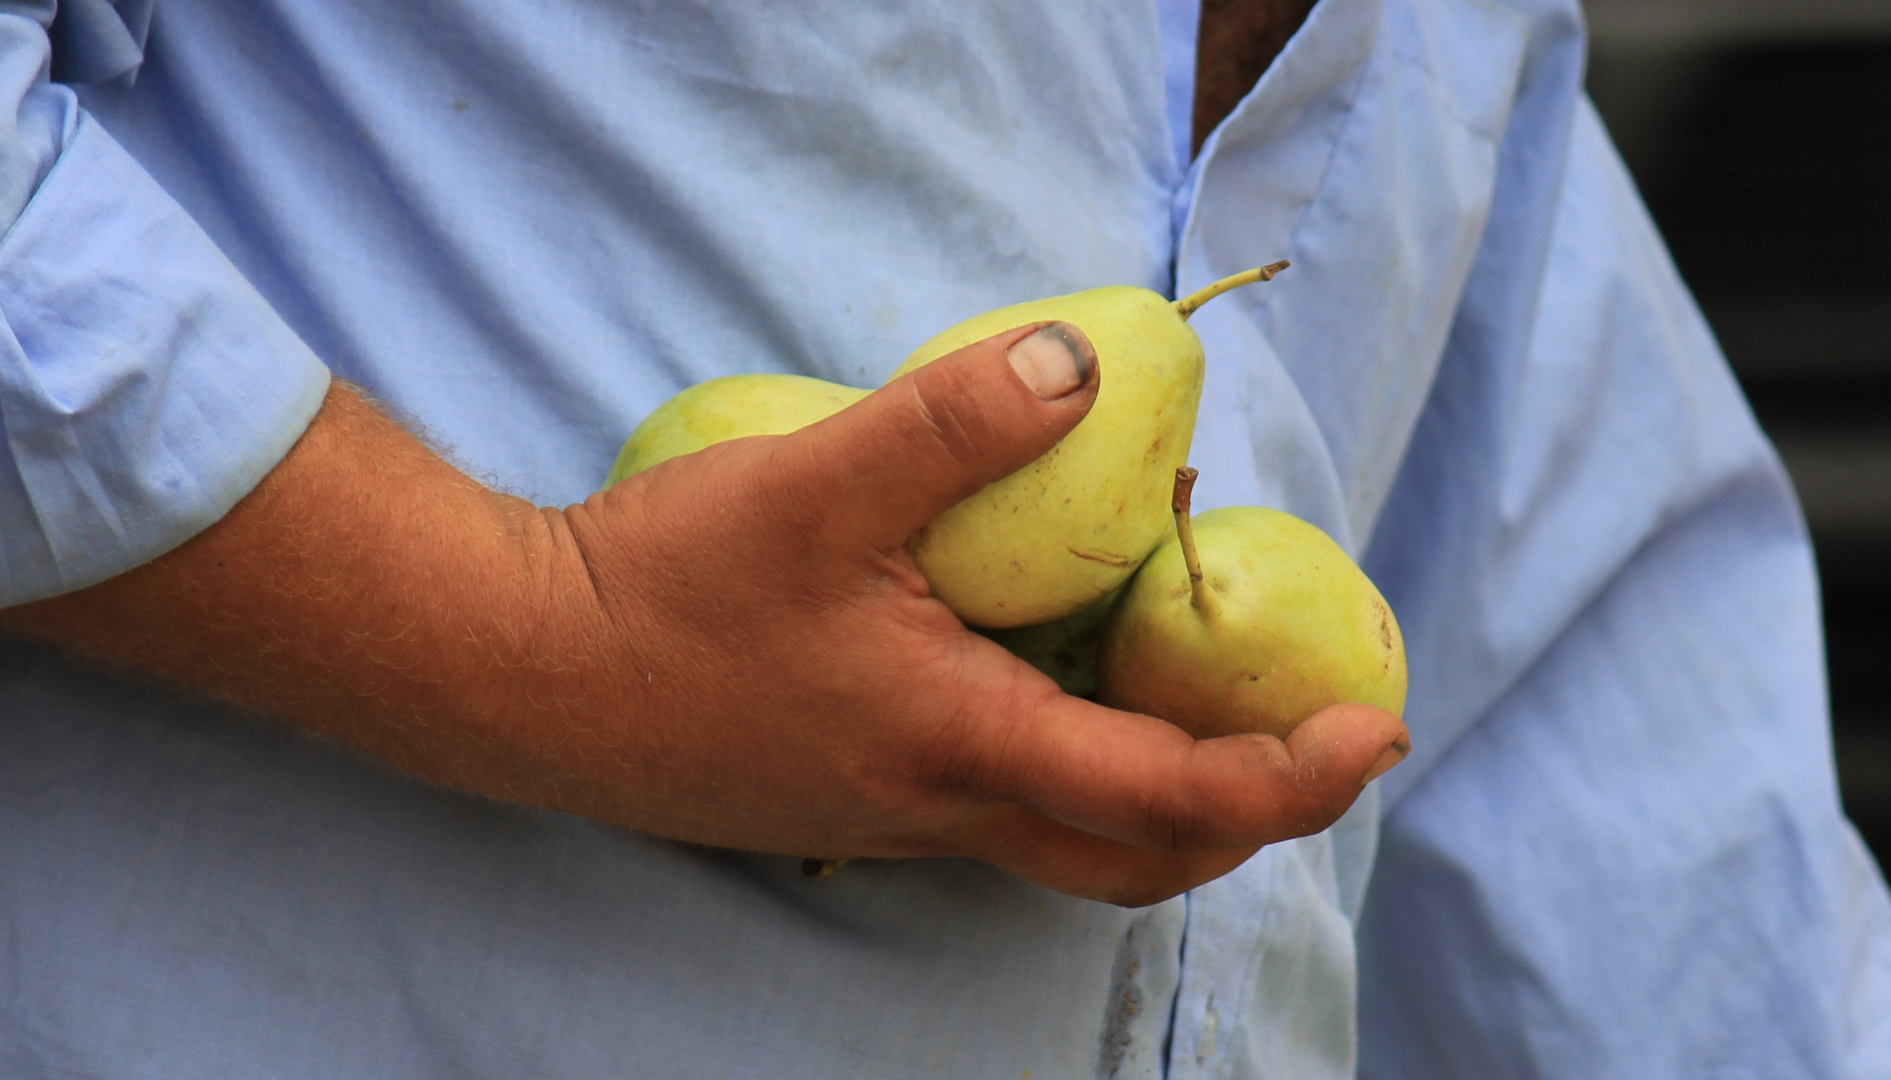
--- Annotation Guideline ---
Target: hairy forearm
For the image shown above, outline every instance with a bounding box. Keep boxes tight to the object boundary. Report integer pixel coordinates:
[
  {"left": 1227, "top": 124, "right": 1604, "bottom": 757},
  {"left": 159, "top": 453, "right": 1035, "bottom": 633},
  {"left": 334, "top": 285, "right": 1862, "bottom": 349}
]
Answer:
[{"left": 0, "top": 381, "right": 598, "bottom": 805}]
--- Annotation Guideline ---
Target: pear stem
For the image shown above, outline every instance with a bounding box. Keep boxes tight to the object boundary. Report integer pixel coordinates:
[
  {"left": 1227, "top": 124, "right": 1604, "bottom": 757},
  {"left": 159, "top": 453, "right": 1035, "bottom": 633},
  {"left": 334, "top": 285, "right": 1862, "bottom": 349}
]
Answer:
[
  {"left": 1173, "top": 260, "right": 1290, "bottom": 320},
  {"left": 1172, "top": 467, "right": 1221, "bottom": 620}
]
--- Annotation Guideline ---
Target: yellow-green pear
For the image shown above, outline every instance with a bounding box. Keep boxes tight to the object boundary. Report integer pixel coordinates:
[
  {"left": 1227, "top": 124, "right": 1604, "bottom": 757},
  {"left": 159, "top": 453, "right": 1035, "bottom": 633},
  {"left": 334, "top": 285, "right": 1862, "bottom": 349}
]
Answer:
[
  {"left": 1097, "top": 468, "right": 1406, "bottom": 740},
  {"left": 605, "top": 373, "right": 868, "bottom": 487},
  {"left": 888, "top": 265, "right": 1285, "bottom": 628},
  {"left": 974, "top": 588, "right": 1120, "bottom": 697}
]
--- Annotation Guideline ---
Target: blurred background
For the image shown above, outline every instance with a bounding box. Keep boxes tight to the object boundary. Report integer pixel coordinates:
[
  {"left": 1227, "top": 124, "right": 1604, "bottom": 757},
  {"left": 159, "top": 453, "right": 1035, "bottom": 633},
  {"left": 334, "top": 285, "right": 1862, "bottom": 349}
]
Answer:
[{"left": 1584, "top": 0, "right": 1891, "bottom": 868}]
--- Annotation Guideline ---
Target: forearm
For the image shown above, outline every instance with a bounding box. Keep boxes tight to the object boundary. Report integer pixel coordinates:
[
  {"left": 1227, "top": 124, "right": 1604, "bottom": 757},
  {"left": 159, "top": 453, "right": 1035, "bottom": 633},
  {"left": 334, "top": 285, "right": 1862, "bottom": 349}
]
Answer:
[
  {"left": 1, "top": 329, "right": 1407, "bottom": 906},
  {"left": 0, "top": 381, "right": 598, "bottom": 807}
]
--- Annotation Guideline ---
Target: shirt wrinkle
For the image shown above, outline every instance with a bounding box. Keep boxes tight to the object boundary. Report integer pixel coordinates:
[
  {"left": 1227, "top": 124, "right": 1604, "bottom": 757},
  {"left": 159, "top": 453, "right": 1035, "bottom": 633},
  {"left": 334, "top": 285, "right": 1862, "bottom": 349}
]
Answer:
[{"left": 0, "top": 0, "right": 1875, "bottom": 1076}]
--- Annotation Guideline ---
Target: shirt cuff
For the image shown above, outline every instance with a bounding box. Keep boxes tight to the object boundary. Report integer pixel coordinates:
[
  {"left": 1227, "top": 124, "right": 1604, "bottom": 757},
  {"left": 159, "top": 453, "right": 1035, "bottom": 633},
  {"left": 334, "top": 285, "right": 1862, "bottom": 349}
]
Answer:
[{"left": 0, "top": 110, "right": 331, "bottom": 605}]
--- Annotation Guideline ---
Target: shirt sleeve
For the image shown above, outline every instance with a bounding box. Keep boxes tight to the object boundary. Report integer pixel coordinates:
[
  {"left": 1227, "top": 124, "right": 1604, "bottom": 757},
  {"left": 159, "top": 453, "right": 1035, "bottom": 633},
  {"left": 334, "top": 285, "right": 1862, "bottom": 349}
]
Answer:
[
  {"left": 0, "top": 4, "right": 331, "bottom": 606},
  {"left": 1353, "top": 96, "right": 1891, "bottom": 1077}
]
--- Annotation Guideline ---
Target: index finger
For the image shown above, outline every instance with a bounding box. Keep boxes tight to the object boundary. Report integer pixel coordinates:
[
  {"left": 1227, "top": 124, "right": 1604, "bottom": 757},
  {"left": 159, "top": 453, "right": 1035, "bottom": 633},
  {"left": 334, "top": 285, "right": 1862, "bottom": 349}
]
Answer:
[{"left": 924, "top": 687, "right": 1410, "bottom": 856}]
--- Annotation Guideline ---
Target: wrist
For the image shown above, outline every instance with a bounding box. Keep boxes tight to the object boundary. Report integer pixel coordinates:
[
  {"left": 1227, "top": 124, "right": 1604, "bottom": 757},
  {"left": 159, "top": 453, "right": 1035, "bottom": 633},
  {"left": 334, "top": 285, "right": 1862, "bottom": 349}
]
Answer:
[{"left": 412, "top": 497, "right": 628, "bottom": 811}]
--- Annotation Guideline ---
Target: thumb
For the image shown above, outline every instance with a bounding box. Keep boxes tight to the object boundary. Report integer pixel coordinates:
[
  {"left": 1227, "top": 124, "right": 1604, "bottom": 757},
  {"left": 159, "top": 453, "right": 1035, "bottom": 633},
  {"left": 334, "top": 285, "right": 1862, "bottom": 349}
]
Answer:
[{"left": 783, "top": 322, "right": 1098, "bottom": 548}]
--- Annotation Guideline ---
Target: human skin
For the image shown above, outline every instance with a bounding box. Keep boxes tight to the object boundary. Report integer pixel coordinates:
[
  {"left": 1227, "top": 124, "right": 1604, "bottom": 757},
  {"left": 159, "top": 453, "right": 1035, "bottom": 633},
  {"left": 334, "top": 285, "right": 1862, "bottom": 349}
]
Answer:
[
  {"left": 1195, "top": 0, "right": 1319, "bottom": 154},
  {"left": 0, "top": 323, "right": 1407, "bottom": 906}
]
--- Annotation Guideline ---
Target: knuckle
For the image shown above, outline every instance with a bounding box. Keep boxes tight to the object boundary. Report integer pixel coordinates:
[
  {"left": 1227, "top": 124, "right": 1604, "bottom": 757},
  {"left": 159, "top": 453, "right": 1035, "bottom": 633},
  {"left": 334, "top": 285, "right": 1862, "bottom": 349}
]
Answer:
[
  {"left": 907, "top": 369, "right": 997, "bottom": 478},
  {"left": 1144, "top": 792, "right": 1210, "bottom": 855},
  {"left": 1141, "top": 741, "right": 1235, "bottom": 855}
]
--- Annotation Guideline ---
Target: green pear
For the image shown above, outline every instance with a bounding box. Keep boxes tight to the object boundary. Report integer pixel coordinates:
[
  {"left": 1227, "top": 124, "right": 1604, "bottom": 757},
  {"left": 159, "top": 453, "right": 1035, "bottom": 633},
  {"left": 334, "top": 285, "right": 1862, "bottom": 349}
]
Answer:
[
  {"left": 887, "top": 264, "right": 1286, "bottom": 628},
  {"left": 604, "top": 373, "right": 869, "bottom": 487},
  {"left": 974, "top": 588, "right": 1120, "bottom": 697},
  {"left": 1097, "top": 468, "right": 1406, "bottom": 740}
]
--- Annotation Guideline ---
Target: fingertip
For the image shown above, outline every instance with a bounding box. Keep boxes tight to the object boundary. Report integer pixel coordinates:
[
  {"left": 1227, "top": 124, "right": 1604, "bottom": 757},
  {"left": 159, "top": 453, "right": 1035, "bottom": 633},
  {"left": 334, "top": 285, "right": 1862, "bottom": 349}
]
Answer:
[
  {"left": 1006, "top": 322, "right": 1098, "bottom": 400},
  {"left": 803, "top": 321, "right": 1100, "bottom": 547},
  {"left": 1363, "top": 732, "right": 1412, "bottom": 787},
  {"left": 1285, "top": 703, "right": 1410, "bottom": 787}
]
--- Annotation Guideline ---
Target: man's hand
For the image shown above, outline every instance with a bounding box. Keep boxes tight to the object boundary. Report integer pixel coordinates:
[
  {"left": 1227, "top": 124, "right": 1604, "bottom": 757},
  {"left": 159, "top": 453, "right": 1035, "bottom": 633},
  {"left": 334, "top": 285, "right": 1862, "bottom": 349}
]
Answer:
[{"left": 0, "top": 322, "right": 1407, "bottom": 906}]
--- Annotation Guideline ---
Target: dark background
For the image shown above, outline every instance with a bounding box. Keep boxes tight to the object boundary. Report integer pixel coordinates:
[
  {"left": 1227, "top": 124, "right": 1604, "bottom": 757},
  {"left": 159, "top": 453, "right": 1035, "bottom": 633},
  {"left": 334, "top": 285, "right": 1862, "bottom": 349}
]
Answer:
[{"left": 1585, "top": 0, "right": 1891, "bottom": 869}]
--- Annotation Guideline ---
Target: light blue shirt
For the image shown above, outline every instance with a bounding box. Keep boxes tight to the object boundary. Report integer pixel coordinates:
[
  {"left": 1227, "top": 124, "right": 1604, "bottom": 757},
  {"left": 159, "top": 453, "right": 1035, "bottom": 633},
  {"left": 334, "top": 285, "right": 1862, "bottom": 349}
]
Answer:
[{"left": 2, "top": 1, "right": 1887, "bottom": 1076}]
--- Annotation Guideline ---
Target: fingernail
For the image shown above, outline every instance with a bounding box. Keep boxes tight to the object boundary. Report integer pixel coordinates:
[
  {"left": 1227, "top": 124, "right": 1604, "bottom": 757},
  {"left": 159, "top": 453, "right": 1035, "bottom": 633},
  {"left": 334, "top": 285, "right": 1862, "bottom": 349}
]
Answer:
[
  {"left": 1361, "top": 737, "right": 1411, "bottom": 787},
  {"left": 1008, "top": 322, "right": 1096, "bottom": 400}
]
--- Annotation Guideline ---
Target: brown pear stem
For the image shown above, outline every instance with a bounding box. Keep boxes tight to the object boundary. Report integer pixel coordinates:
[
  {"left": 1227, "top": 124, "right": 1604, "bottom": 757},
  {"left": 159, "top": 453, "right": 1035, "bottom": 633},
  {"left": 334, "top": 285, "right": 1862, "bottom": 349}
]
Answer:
[
  {"left": 1173, "top": 260, "right": 1290, "bottom": 320},
  {"left": 1172, "top": 467, "right": 1221, "bottom": 620}
]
